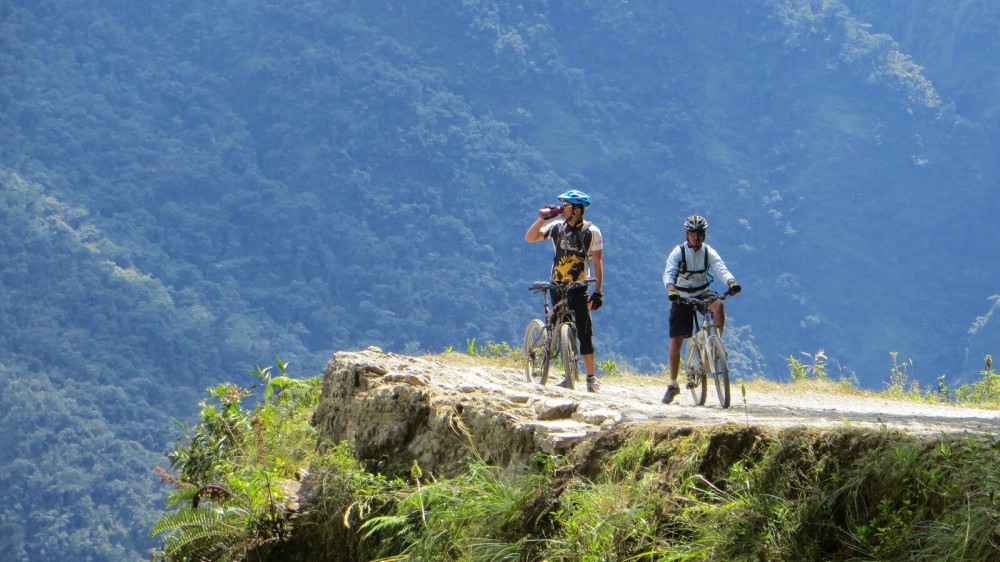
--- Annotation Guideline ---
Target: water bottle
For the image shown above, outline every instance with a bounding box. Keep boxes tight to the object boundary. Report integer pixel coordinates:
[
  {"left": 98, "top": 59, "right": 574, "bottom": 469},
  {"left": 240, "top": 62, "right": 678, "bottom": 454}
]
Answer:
[{"left": 538, "top": 204, "right": 564, "bottom": 219}]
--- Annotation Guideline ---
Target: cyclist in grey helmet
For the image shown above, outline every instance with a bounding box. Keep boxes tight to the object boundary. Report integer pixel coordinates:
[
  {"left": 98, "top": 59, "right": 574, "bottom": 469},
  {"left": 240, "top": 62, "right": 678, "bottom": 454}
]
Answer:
[
  {"left": 525, "top": 190, "right": 604, "bottom": 392},
  {"left": 661, "top": 215, "right": 741, "bottom": 404}
]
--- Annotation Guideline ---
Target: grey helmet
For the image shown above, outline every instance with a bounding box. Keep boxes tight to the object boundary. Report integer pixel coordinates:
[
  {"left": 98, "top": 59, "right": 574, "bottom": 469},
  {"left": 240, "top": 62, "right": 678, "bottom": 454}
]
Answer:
[{"left": 684, "top": 215, "right": 708, "bottom": 231}]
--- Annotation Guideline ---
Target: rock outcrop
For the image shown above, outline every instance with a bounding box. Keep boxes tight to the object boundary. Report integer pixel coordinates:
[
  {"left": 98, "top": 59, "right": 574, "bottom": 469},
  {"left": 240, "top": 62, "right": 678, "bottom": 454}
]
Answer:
[
  {"left": 310, "top": 346, "right": 1000, "bottom": 482},
  {"left": 263, "top": 347, "right": 1000, "bottom": 562},
  {"left": 310, "top": 346, "right": 621, "bottom": 477}
]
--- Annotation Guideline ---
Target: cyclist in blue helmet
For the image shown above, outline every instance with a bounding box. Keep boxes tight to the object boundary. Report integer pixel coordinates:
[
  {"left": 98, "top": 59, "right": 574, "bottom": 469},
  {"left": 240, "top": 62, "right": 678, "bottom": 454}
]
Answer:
[
  {"left": 661, "top": 215, "right": 742, "bottom": 404},
  {"left": 525, "top": 190, "right": 604, "bottom": 392}
]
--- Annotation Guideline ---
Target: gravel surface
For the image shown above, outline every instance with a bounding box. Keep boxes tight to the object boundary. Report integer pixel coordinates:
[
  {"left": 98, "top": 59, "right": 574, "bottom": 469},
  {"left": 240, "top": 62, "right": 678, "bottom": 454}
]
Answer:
[
  {"left": 569, "top": 375, "right": 1000, "bottom": 437},
  {"left": 336, "top": 349, "right": 1000, "bottom": 442},
  {"left": 460, "top": 354, "right": 1000, "bottom": 438}
]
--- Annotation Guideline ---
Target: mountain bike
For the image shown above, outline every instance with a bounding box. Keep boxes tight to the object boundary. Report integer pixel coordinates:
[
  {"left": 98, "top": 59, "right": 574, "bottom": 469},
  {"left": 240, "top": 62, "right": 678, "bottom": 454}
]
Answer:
[
  {"left": 681, "top": 291, "right": 735, "bottom": 408},
  {"left": 523, "top": 278, "right": 596, "bottom": 389}
]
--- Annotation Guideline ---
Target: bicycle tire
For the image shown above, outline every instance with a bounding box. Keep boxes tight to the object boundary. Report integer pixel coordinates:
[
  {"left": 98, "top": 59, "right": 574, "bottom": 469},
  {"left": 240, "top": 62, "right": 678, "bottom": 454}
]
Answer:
[
  {"left": 559, "top": 322, "right": 580, "bottom": 389},
  {"left": 708, "top": 335, "right": 731, "bottom": 408},
  {"left": 686, "top": 337, "right": 707, "bottom": 406},
  {"left": 539, "top": 338, "right": 552, "bottom": 385},
  {"left": 523, "top": 319, "right": 550, "bottom": 384}
]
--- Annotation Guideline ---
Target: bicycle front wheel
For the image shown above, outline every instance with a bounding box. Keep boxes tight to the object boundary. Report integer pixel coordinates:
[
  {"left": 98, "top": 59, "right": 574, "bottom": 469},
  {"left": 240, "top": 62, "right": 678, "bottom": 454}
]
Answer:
[
  {"left": 686, "top": 337, "right": 707, "bottom": 406},
  {"left": 559, "top": 323, "right": 580, "bottom": 389},
  {"left": 523, "top": 319, "right": 550, "bottom": 384},
  {"left": 708, "top": 335, "right": 730, "bottom": 408}
]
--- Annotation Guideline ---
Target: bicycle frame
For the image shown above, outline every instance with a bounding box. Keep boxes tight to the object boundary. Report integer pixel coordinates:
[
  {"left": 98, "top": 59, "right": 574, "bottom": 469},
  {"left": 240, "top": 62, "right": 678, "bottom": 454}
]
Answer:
[
  {"left": 544, "top": 289, "right": 576, "bottom": 340},
  {"left": 529, "top": 284, "right": 575, "bottom": 354},
  {"left": 534, "top": 279, "right": 593, "bottom": 335},
  {"left": 523, "top": 279, "right": 595, "bottom": 387},
  {"left": 680, "top": 291, "right": 733, "bottom": 408},
  {"left": 694, "top": 303, "right": 722, "bottom": 338}
]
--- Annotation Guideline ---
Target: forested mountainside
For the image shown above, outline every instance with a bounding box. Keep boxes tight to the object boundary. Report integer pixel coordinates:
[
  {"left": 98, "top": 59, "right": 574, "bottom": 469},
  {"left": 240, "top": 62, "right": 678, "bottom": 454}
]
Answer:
[{"left": 1, "top": 0, "right": 998, "bottom": 559}]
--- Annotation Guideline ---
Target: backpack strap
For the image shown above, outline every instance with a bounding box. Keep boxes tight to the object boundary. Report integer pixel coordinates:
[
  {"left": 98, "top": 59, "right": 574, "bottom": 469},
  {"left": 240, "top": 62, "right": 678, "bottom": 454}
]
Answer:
[
  {"left": 677, "top": 243, "right": 712, "bottom": 293},
  {"left": 581, "top": 220, "right": 593, "bottom": 252},
  {"left": 581, "top": 221, "right": 594, "bottom": 281},
  {"left": 678, "top": 243, "right": 709, "bottom": 275}
]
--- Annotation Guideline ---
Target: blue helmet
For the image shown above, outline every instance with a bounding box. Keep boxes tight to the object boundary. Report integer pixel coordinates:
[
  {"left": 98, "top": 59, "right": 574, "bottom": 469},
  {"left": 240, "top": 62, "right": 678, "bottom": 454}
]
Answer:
[{"left": 557, "top": 189, "right": 591, "bottom": 208}]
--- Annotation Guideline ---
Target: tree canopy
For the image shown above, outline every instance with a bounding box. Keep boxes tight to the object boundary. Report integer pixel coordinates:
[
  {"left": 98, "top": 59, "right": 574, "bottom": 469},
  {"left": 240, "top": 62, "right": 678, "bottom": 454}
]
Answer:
[{"left": 1, "top": 0, "right": 998, "bottom": 558}]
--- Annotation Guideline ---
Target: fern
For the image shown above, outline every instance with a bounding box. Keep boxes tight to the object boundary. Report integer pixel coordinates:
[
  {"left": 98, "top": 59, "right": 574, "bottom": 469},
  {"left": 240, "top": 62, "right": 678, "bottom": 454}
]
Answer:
[
  {"left": 150, "top": 503, "right": 230, "bottom": 537},
  {"left": 151, "top": 361, "right": 320, "bottom": 561},
  {"left": 151, "top": 503, "right": 245, "bottom": 561},
  {"left": 151, "top": 479, "right": 285, "bottom": 561}
]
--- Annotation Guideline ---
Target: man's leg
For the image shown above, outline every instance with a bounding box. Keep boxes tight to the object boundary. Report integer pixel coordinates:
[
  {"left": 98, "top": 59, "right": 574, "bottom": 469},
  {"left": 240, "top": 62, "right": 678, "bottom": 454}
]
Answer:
[
  {"left": 710, "top": 301, "right": 726, "bottom": 334},
  {"left": 663, "top": 335, "right": 683, "bottom": 403},
  {"left": 570, "top": 289, "right": 600, "bottom": 392},
  {"left": 583, "top": 353, "right": 595, "bottom": 376},
  {"left": 668, "top": 336, "right": 683, "bottom": 382},
  {"left": 583, "top": 352, "right": 600, "bottom": 392}
]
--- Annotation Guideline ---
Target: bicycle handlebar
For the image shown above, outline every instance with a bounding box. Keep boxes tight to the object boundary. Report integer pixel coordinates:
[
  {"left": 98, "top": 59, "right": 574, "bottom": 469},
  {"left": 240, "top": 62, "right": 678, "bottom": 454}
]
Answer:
[
  {"left": 528, "top": 278, "right": 596, "bottom": 293},
  {"left": 678, "top": 290, "right": 736, "bottom": 306}
]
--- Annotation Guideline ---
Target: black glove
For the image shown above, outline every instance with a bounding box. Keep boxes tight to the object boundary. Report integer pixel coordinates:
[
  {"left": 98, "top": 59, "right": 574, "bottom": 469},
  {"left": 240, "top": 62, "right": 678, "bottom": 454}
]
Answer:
[
  {"left": 589, "top": 291, "right": 603, "bottom": 311},
  {"left": 668, "top": 290, "right": 680, "bottom": 303},
  {"left": 728, "top": 283, "right": 742, "bottom": 295}
]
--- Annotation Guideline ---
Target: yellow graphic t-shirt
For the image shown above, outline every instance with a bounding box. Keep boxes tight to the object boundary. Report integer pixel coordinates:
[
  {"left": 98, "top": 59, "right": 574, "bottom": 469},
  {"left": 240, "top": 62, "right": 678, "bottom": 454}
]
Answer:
[{"left": 541, "top": 220, "right": 603, "bottom": 283}]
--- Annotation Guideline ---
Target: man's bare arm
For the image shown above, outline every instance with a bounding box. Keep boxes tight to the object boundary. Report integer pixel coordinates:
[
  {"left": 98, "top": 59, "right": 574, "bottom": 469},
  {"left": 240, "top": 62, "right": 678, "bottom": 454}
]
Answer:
[
  {"left": 591, "top": 249, "right": 603, "bottom": 293},
  {"left": 525, "top": 217, "right": 546, "bottom": 242}
]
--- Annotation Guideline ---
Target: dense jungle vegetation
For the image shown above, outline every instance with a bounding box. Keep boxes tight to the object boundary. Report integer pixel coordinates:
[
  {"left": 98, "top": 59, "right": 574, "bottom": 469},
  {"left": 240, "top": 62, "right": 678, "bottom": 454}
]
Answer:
[{"left": 1, "top": 0, "right": 998, "bottom": 559}]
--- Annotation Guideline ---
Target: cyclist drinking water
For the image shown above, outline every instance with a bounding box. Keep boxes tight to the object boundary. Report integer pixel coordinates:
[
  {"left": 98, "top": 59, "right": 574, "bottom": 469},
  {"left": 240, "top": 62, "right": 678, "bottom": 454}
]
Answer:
[
  {"left": 525, "top": 190, "right": 604, "bottom": 392},
  {"left": 662, "top": 215, "right": 741, "bottom": 404}
]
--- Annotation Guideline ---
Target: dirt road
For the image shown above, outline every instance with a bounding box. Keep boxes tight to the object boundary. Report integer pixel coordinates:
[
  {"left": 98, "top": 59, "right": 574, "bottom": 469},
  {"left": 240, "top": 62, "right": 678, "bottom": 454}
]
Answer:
[
  {"left": 324, "top": 348, "right": 1000, "bottom": 469},
  {"left": 317, "top": 348, "right": 1000, "bottom": 476},
  {"left": 591, "top": 376, "right": 1000, "bottom": 437},
  {"left": 428, "top": 351, "right": 1000, "bottom": 438}
]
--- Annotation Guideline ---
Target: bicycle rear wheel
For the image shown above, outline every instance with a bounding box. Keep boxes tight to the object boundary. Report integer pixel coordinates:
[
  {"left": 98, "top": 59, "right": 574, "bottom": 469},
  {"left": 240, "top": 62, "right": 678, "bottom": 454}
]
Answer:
[
  {"left": 686, "top": 337, "right": 707, "bottom": 406},
  {"left": 523, "top": 319, "right": 550, "bottom": 384},
  {"left": 708, "top": 335, "right": 730, "bottom": 408},
  {"left": 559, "top": 323, "right": 580, "bottom": 389}
]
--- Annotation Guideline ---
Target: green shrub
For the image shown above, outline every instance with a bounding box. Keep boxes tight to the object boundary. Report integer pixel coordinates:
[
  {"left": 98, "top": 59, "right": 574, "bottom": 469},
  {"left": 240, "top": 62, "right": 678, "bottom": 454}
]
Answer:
[{"left": 150, "top": 360, "right": 320, "bottom": 561}]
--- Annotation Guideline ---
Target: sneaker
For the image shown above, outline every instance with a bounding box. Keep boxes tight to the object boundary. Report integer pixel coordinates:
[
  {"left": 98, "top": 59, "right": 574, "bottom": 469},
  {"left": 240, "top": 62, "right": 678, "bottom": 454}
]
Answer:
[
  {"left": 662, "top": 383, "right": 680, "bottom": 404},
  {"left": 556, "top": 378, "right": 575, "bottom": 390},
  {"left": 586, "top": 375, "right": 600, "bottom": 393}
]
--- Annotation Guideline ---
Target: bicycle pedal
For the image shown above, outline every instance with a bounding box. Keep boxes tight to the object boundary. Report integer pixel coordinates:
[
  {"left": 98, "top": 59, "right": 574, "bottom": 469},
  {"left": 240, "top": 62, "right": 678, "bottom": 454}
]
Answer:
[{"left": 685, "top": 381, "right": 699, "bottom": 389}]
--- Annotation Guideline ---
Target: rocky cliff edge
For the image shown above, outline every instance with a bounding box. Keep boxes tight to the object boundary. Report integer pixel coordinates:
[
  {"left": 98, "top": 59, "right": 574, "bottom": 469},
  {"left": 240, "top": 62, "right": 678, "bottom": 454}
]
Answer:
[{"left": 307, "top": 346, "right": 1000, "bottom": 484}]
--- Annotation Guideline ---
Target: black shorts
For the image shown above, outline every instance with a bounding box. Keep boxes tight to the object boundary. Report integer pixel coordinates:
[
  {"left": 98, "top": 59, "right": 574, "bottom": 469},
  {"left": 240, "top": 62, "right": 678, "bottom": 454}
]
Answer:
[
  {"left": 550, "top": 285, "right": 594, "bottom": 355},
  {"left": 668, "top": 290, "right": 717, "bottom": 339}
]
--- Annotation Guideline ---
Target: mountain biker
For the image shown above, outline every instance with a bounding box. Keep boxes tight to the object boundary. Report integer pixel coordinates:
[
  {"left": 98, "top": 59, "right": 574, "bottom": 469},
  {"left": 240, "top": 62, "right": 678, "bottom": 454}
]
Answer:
[
  {"left": 525, "top": 190, "right": 604, "bottom": 392},
  {"left": 661, "top": 215, "right": 741, "bottom": 404}
]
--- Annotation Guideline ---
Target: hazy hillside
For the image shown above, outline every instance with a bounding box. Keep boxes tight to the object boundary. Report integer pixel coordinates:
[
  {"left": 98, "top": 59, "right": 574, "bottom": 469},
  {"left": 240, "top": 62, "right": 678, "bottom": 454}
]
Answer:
[{"left": 1, "top": 0, "right": 998, "bottom": 559}]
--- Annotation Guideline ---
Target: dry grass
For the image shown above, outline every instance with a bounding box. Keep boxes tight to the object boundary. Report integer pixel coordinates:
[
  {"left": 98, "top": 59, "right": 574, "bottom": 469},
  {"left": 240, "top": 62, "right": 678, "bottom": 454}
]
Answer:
[
  {"left": 742, "top": 376, "right": 868, "bottom": 397},
  {"left": 425, "top": 349, "right": 944, "bottom": 406}
]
